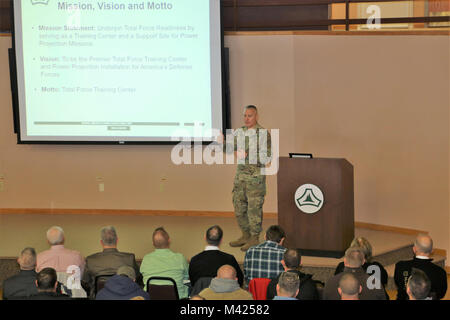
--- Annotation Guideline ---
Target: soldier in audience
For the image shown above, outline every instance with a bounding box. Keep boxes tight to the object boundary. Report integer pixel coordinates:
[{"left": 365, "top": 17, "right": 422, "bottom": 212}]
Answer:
[
  {"left": 36, "top": 226, "right": 85, "bottom": 274},
  {"left": 82, "top": 226, "right": 142, "bottom": 298},
  {"left": 2, "top": 247, "right": 38, "bottom": 299},
  {"left": 394, "top": 234, "right": 447, "bottom": 300},
  {"left": 140, "top": 227, "right": 189, "bottom": 299}
]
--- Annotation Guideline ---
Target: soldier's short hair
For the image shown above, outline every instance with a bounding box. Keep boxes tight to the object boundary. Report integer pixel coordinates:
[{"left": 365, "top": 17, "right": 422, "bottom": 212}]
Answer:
[
  {"left": 243, "top": 105, "right": 258, "bottom": 114},
  {"left": 206, "top": 225, "right": 223, "bottom": 246},
  {"left": 266, "top": 225, "right": 285, "bottom": 243},
  {"left": 407, "top": 268, "right": 431, "bottom": 300}
]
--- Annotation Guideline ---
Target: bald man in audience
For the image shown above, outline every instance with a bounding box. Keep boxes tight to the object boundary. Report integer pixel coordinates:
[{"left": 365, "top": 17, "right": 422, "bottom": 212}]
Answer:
[
  {"left": 36, "top": 226, "right": 85, "bottom": 274},
  {"left": 323, "top": 247, "right": 387, "bottom": 300},
  {"left": 199, "top": 265, "right": 253, "bottom": 300},
  {"left": 338, "top": 273, "right": 362, "bottom": 300},
  {"left": 140, "top": 227, "right": 189, "bottom": 299},
  {"left": 2, "top": 247, "right": 38, "bottom": 299},
  {"left": 394, "top": 234, "right": 447, "bottom": 300}
]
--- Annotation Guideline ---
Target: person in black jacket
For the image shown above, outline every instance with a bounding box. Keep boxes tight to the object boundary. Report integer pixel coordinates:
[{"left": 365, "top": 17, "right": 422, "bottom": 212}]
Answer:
[
  {"left": 15, "top": 268, "right": 72, "bottom": 300},
  {"left": 2, "top": 247, "right": 38, "bottom": 300},
  {"left": 266, "top": 249, "right": 318, "bottom": 300},
  {"left": 394, "top": 234, "right": 447, "bottom": 300},
  {"left": 334, "top": 237, "right": 388, "bottom": 288},
  {"left": 189, "top": 225, "right": 244, "bottom": 288}
]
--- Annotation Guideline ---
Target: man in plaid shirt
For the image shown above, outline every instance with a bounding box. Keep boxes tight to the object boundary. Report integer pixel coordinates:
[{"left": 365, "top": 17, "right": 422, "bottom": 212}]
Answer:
[{"left": 243, "top": 225, "right": 287, "bottom": 284}]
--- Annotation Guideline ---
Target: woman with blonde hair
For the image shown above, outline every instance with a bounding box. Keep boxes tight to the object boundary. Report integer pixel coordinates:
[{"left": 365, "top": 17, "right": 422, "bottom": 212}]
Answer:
[{"left": 334, "top": 237, "right": 388, "bottom": 288}]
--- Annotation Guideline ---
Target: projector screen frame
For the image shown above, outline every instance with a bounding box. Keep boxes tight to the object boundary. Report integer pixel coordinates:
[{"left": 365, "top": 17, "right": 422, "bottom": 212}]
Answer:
[{"left": 9, "top": 0, "right": 230, "bottom": 145}]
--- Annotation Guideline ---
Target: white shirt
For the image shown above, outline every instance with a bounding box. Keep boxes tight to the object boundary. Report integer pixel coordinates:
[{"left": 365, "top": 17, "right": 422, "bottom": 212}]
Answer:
[
  {"left": 415, "top": 255, "right": 430, "bottom": 260},
  {"left": 204, "top": 246, "right": 220, "bottom": 251}
]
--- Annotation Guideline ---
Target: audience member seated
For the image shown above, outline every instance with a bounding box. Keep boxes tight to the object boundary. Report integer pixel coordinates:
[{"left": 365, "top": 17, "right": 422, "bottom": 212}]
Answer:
[
  {"left": 96, "top": 266, "right": 150, "bottom": 300},
  {"left": 16, "top": 268, "right": 72, "bottom": 300},
  {"left": 338, "top": 273, "right": 361, "bottom": 300},
  {"left": 243, "top": 225, "right": 286, "bottom": 284},
  {"left": 334, "top": 237, "right": 388, "bottom": 287},
  {"left": 2, "top": 247, "right": 38, "bottom": 300},
  {"left": 140, "top": 227, "right": 189, "bottom": 299},
  {"left": 198, "top": 265, "right": 253, "bottom": 300},
  {"left": 189, "top": 225, "right": 243, "bottom": 287},
  {"left": 407, "top": 268, "right": 432, "bottom": 300},
  {"left": 394, "top": 234, "right": 447, "bottom": 300},
  {"left": 266, "top": 249, "right": 318, "bottom": 300},
  {"left": 82, "top": 226, "right": 142, "bottom": 298},
  {"left": 323, "top": 247, "right": 387, "bottom": 300},
  {"left": 36, "top": 226, "right": 85, "bottom": 274},
  {"left": 273, "top": 272, "right": 299, "bottom": 300}
]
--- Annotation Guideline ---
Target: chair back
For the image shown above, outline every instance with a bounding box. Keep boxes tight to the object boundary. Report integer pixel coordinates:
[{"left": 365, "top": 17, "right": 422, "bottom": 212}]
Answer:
[
  {"left": 313, "top": 280, "right": 325, "bottom": 300},
  {"left": 190, "top": 277, "right": 213, "bottom": 297},
  {"left": 248, "top": 278, "right": 271, "bottom": 300},
  {"left": 94, "top": 274, "right": 115, "bottom": 297},
  {"left": 146, "top": 276, "right": 179, "bottom": 300}
]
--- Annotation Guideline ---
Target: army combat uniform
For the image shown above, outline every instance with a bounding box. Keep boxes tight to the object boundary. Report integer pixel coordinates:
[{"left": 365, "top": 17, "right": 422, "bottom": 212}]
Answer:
[{"left": 225, "top": 123, "right": 271, "bottom": 250}]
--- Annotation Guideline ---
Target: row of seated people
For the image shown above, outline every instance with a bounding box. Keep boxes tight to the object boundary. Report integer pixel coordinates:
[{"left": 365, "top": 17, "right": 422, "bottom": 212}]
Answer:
[{"left": 2, "top": 224, "right": 447, "bottom": 300}]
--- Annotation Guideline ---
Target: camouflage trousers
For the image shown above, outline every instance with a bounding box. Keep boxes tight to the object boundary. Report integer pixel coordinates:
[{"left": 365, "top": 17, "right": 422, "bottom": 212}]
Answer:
[{"left": 232, "top": 173, "right": 266, "bottom": 237}]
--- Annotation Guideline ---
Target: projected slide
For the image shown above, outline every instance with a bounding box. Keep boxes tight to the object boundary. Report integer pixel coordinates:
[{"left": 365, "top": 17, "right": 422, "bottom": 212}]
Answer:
[{"left": 13, "top": 0, "right": 223, "bottom": 142}]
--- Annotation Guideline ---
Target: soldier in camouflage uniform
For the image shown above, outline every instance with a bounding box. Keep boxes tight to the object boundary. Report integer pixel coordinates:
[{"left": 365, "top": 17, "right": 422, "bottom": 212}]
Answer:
[{"left": 223, "top": 105, "right": 272, "bottom": 251}]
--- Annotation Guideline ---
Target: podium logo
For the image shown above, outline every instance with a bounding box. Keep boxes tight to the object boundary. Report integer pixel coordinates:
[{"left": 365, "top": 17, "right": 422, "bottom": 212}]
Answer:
[
  {"left": 295, "top": 184, "right": 324, "bottom": 214},
  {"left": 31, "top": 0, "right": 50, "bottom": 5}
]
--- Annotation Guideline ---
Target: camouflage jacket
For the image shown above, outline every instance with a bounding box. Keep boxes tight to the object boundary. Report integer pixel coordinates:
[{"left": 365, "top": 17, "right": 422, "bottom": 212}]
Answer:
[{"left": 225, "top": 123, "right": 271, "bottom": 175}]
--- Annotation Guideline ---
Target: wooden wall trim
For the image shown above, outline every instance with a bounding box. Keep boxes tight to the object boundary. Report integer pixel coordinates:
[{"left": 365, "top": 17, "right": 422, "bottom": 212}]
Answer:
[
  {"left": 0, "top": 208, "right": 279, "bottom": 219},
  {"left": 354, "top": 222, "right": 428, "bottom": 236}
]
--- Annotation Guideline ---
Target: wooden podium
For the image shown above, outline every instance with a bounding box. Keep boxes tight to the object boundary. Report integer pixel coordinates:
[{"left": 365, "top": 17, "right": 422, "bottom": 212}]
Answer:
[{"left": 277, "top": 157, "right": 354, "bottom": 258}]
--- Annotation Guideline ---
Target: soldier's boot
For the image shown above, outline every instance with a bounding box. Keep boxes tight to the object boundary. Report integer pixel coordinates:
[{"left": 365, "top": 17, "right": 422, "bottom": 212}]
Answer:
[
  {"left": 229, "top": 231, "right": 251, "bottom": 247},
  {"left": 240, "top": 235, "right": 260, "bottom": 251}
]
